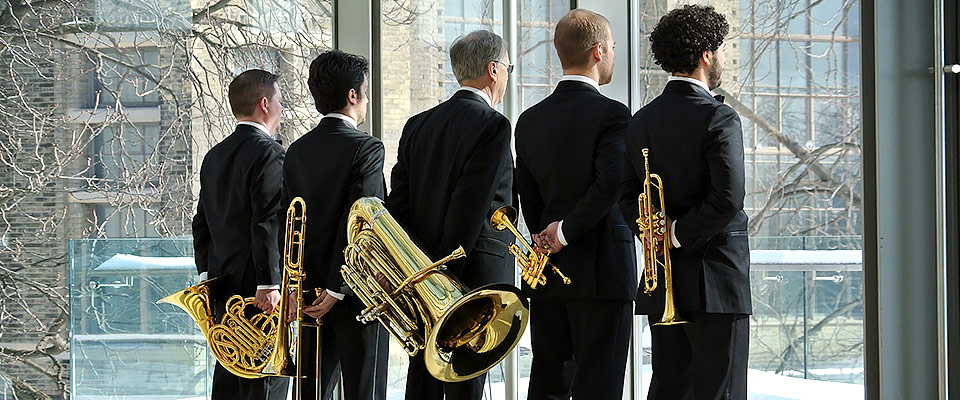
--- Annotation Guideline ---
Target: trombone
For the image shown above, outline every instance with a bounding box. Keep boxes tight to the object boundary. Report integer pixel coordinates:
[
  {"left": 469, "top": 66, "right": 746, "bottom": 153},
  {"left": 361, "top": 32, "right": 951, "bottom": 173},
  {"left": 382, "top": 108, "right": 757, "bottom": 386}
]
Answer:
[
  {"left": 490, "top": 206, "right": 572, "bottom": 289},
  {"left": 637, "top": 149, "right": 687, "bottom": 326}
]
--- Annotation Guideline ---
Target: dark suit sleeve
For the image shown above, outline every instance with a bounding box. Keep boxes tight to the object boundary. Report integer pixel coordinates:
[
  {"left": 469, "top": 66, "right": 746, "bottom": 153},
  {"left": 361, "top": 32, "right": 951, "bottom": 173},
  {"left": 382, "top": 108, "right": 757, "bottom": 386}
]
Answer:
[
  {"left": 329, "top": 138, "right": 386, "bottom": 291},
  {"left": 618, "top": 131, "right": 643, "bottom": 238},
  {"left": 192, "top": 184, "right": 210, "bottom": 276},
  {"left": 559, "top": 104, "right": 630, "bottom": 244},
  {"left": 674, "top": 105, "right": 746, "bottom": 247},
  {"left": 438, "top": 118, "right": 512, "bottom": 276},
  {"left": 249, "top": 144, "right": 285, "bottom": 286},
  {"left": 515, "top": 153, "right": 543, "bottom": 235}
]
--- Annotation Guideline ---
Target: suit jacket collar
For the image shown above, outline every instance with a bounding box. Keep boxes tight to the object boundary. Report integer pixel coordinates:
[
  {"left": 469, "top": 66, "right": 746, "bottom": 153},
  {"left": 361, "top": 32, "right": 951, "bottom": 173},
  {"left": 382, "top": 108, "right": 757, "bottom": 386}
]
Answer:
[
  {"left": 663, "top": 79, "right": 719, "bottom": 103},
  {"left": 554, "top": 80, "right": 600, "bottom": 93},
  {"left": 451, "top": 89, "right": 492, "bottom": 108},
  {"left": 317, "top": 117, "right": 362, "bottom": 133}
]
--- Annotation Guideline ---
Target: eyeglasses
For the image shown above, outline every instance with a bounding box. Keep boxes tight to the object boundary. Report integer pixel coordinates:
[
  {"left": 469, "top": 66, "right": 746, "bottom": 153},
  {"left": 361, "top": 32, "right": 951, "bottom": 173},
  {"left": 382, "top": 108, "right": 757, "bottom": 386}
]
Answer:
[{"left": 491, "top": 60, "right": 514, "bottom": 74}]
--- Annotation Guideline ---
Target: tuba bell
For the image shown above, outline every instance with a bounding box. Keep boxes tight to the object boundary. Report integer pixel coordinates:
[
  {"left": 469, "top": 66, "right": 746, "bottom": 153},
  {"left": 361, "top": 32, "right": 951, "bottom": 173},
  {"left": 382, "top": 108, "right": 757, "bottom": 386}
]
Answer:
[
  {"left": 340, "top": 197, "right": 529, "bottom": 382},
  {"left": 637, "top": 148, "right": 687, "bottom": 326},
  {"left": 157, "top": 197, "right": 311, "bottom": 379}
]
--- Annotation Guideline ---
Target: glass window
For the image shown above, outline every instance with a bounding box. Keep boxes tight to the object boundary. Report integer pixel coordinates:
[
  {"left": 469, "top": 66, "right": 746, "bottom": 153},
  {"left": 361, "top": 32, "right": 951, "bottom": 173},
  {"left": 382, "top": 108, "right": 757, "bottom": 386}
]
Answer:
[{"left": 1, "top": 0, "right": 333, "bottom": 396}]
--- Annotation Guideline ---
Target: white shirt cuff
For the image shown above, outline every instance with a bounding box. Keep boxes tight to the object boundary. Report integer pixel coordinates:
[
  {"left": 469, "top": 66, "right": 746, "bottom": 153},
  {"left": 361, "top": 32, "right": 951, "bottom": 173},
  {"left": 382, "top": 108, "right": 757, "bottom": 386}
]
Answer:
[
  {"left": 257, "top": 285, "right": 281, "bottom": 291},
  {"left": 325, "top": 290, "right": 345, "bottom": 300},
  {"left": 198, "top": 272, "right": 208, "bottom": 281},
  {"left": 557, "top": 220, "right": 569, "bottom": 246},
  {"left": 670, "top": 220, "right": 681, "bottom": 248}
]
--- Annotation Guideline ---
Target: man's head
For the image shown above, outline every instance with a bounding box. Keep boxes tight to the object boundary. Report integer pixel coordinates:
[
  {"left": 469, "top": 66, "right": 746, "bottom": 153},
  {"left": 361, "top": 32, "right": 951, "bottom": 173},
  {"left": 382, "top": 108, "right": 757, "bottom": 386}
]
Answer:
[
  {"left": 450, "top": 30, "right": 511, "bottom": 106},
  {"left": 649, "top": 5, "right": 729, "bottom": 89},
  {"left": 228, "top": 69, "right": 283, "bottom": 133},
  {"left": 308, "top": 50, "right": 370, "bottom": 125},
  {"left": 554, "top": 9, "right": 615, "bottom": 84}
]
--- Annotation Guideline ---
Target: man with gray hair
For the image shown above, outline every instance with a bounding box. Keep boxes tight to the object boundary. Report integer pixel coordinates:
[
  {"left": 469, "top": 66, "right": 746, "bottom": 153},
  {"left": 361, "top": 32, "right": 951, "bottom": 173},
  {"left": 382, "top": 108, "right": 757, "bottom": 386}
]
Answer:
[{"left": 386, "top": 29, "right": 515, "bottom": 400}]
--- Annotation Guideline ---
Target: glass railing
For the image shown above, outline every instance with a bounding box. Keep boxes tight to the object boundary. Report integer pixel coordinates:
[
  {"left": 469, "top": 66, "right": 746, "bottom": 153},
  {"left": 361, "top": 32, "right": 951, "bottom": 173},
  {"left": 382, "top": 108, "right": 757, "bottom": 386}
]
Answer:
[
  {"left": 67, "top": 237, "right": 863, "bottom": 399},
  {"left": 68, "top": 239, "right": 210, "bottom": 400}
]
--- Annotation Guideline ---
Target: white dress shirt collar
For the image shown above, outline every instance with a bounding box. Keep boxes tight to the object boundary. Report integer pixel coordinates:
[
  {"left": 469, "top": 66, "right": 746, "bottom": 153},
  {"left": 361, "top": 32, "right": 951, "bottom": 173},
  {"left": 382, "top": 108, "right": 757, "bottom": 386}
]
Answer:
[
  {"left": 559, "top": 74, "right": 601, "bottom": 92},
  {"left": 457, "top": 86, "right": 494, "bottom": 109},
  {"left": 323, "top": 112, "right": 358, "bottom": 130},
  {"left": 237, "top": 121, "right": 271, "bottom": 136},
  {"left": 668, "top": 75, "right": 714, "bottom": 95}
]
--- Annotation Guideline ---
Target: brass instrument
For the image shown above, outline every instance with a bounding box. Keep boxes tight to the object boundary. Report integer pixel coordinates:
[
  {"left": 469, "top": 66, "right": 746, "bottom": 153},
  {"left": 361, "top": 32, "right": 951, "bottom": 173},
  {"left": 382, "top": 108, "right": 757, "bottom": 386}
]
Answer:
[
  {"left": 341, "top": 197, "right": 529, "bottom": 382},
  {"left": 157, "top": 197, "right": 314, "bottom": 381},
  {"left": 489, "top": 205, "right": 571, "bottom": 289},
  {"left": 637, "top": 149, "right": 687, "bottom": 326}
]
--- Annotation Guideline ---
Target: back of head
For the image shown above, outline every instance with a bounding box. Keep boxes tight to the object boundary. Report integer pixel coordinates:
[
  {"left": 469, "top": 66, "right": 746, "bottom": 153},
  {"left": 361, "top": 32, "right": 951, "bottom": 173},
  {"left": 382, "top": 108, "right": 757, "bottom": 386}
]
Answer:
[
  {"left": 228, "top": 69, "right": 280, "bottom": 117},
  {"left": 308, "top": 50, "right": 369, "bottom": 114},
  {"left": 449, "top": 30, "right": 507, "bottom": 82},
  {"left": 649, "top": 5, "right": 729, "bottom": 75},
  {"left": 554, "top": 9, "right": 610, "bottom": 69}
]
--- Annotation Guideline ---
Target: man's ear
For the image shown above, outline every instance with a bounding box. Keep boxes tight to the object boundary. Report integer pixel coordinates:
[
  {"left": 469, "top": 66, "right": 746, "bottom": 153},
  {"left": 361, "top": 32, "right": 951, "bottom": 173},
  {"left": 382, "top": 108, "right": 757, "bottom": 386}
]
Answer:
[
  {"left": 259, "top": 96, "right": 270, "bottom": 113},
  {"left": 488, "top": 61, "right": 498, "bottom": 79},
  {"left": 594, "top": 42, "right": 604, "bottom": 62},
  {"left": 347, "top": 88, "right": 358, "bottom": 105}
]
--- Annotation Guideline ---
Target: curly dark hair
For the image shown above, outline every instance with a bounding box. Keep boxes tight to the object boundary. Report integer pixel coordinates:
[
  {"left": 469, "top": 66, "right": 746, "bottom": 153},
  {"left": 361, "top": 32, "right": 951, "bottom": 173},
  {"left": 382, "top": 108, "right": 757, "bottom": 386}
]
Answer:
[
  {"left": 649, "top": 5, "right": 729, "bottom": 75},
  {"left": 308, "top": 50, "right": 369, "bottom": 114}
]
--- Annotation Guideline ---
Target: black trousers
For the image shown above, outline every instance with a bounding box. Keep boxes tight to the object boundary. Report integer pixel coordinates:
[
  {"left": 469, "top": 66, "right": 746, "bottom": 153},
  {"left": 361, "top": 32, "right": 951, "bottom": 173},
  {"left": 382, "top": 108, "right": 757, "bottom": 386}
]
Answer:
[
  {"left": 296, "top": 296, "right": 389, "bottom": 400},
  {"left": 527, "top": 297, "right": 632, "bottom": 400},
  {"left": 646, "top": 311, "right": 749, "bottom": 400},
  {"left": 212, "top": 362, "right": 289, "bottom": 400},
  {"left": 404, "top": 353, "right": 487, "bottom": 400}
]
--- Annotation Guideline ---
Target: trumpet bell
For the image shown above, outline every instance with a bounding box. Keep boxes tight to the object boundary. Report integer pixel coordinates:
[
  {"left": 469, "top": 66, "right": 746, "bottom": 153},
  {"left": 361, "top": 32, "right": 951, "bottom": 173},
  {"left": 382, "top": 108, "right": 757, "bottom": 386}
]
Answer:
[{"left": 425, "top": 284, "right": 529, "bottom": 382}]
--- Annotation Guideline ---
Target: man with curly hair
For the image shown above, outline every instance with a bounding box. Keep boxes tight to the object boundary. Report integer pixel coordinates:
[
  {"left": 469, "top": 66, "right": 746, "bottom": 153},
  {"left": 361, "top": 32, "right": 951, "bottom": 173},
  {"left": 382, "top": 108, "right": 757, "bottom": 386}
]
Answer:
[{"left": 618, "top": 5, "right": 751, "bottom": 399}]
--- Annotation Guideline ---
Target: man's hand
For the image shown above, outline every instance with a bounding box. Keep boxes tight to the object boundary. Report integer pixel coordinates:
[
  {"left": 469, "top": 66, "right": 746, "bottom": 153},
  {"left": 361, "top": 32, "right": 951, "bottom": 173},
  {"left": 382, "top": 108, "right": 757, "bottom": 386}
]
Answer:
[
  {"left": 285, "top": 291, "right": 298, "bottom": 322},
  {"left": 254, "top": 288, "right": 281, "bottom": 313},
  {"left": 641, "top": 217, "right": 673, "bottom": 257},
  {"left": 538, "top": 221, "right": 565, "bottom": 253},
  {"left": 303, "top": 289, "right": 339, "bottom": 319}
]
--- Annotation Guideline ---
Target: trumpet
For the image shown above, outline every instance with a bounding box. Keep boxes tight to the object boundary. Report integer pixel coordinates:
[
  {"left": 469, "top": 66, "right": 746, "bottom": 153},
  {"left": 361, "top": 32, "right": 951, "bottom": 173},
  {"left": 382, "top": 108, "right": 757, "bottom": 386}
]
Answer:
[
  {"left": 490, "top": 206, "right": 571, "bottom": 289},
  {"left": 637, "top": 149, "right": 687, "bottom": 326}
]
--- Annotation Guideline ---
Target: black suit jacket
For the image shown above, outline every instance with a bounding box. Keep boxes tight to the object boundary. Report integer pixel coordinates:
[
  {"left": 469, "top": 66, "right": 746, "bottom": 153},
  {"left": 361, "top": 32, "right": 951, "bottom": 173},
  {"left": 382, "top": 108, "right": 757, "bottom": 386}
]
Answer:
[
  {"left": 193, "top": 124, "right": 285, "bottom": 302},
  {"left": 282, "top": 117, "right": 386, "bottom": 294},
  {"left": 514, "top": 80, "right": 637, "bottom": 300},
  {"left": 386, "top": 90, "right": 515, "bottom": 289},
  {"left": 619, "top": 80, "right": 752, "bottom": 315}
]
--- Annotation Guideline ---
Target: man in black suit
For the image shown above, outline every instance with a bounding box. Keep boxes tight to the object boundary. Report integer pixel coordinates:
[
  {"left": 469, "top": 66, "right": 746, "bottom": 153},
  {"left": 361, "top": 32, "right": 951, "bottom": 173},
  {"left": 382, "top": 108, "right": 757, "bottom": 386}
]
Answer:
[
  {"left": 514, "top": 9, "right": 636, "bottom": 400},
  {"left": 193, "top": 69, "right": 289, "bottom": 400},
  {"left": 618, "top": 5, "right": 751, "bottom": 399},
  {"left": 281, "top": 50, "right": 389, "bottom": 400},
  {"left": 385, "top": 30, "right": 515, "bottom": 400}
]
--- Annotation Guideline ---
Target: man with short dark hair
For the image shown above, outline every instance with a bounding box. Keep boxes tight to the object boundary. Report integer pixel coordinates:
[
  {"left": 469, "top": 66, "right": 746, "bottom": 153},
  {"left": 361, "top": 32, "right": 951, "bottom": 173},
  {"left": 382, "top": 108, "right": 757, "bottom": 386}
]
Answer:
[
  {"left": 619, "top": 5, "right": 751, "bottom": 399},
  {"left": 193, "top": 69, "right": 289, "bottom": 400},
  {"left": 514, "top": 9, "right": 636, "bottom": 400},
  {"left": 282, "top": 49, "right": 388, "bottom": 400},
  {"left": 386, "top": 29, "right": 515, "bottom": 400}
]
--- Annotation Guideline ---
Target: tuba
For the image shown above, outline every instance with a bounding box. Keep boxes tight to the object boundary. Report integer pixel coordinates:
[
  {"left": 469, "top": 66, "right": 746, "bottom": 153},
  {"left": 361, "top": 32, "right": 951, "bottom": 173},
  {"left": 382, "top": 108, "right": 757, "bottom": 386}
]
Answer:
[
  {"left": 637, "top": 149, "right": 687, "bottom": 326},
  {"left": 489, "top": 205, "right": 571, "bottom": 289},
  {"left": 157, "top": 197, "right": 312, "bottom": 379},
  {"left": 340, "top": 197, "right": 529, "bottom": 382}
]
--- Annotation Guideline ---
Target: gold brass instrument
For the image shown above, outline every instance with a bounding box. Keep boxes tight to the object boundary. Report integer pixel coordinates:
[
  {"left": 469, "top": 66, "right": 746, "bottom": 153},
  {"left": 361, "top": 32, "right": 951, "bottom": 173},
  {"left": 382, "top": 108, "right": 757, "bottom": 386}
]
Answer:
[
  {"left": 341, "top": 197, "right": 529, "bottom": 382},
  {"left": 489, "top": 205, "right": 571, "bottom": 289},
  {"left": 637, "top": 149, "right": 687, "bottom": 326},
  {"left": 157, "top": 197, "right": 314, "bottom": 380}
]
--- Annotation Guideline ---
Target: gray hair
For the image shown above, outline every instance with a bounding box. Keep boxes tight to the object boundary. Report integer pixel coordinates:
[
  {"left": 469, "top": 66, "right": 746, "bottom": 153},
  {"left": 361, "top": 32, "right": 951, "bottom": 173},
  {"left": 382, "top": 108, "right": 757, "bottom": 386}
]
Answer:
[{"left": 449, "top": 30, "right": 507, "bottom": 82}]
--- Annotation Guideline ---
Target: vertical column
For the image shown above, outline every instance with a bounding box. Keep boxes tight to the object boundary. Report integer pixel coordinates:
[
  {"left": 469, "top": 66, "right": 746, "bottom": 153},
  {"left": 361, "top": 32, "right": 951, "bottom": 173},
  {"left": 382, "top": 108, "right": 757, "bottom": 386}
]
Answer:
[{"left": 502, "top": 1, "right": 520, "bottom": 400}]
